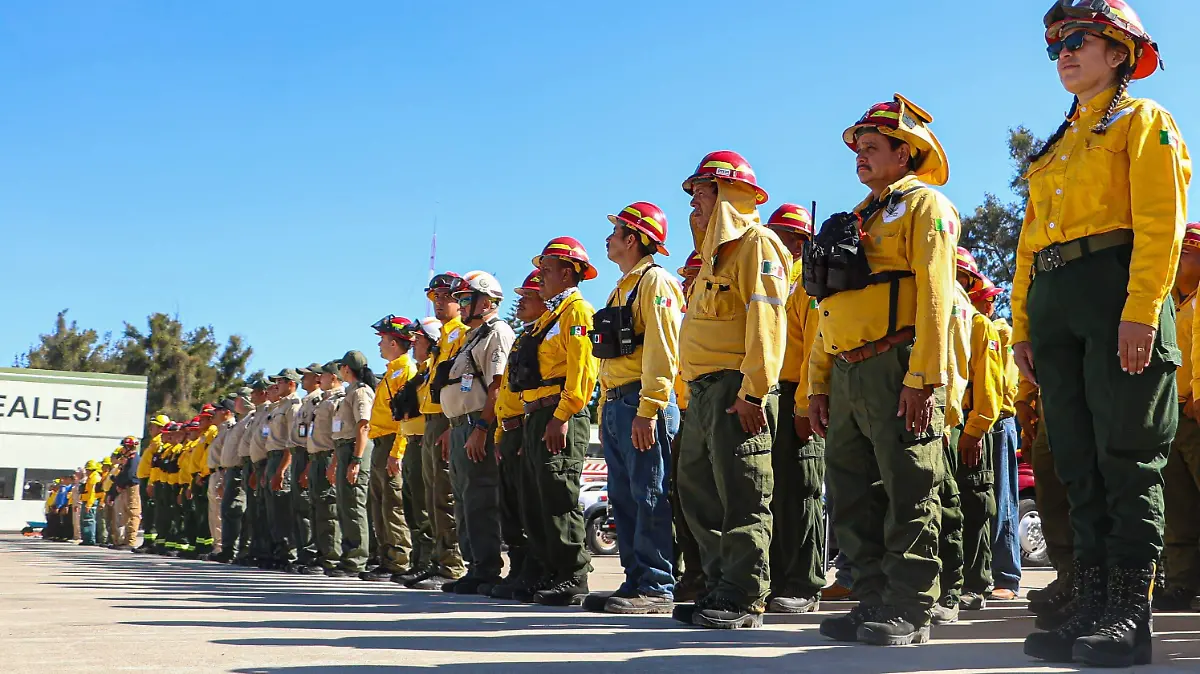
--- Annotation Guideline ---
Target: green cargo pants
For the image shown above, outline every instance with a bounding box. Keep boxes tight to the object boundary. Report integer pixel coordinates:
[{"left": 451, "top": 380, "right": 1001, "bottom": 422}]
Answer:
[
  {"left": 236, "top": 457, "right": 256, "bottom": 560},
  {"left": 96, "top": 502, "right": 109, "bottom": 545},
  {"left": 522, "top": 404, "right": 592, "bottom": 582},
  {"left": 678, "top": 370, "right": 776, "bottom": 608},
  {"left": 251, "top": 460, "right": 273, "bottom": 559},
  {"left": 1031, "top": 419, "right": 1073, "bottom": 571},
  {"left": 1164, "top": 409, "right": 1200, "bottom": 590},
  {"left": 368, "top": 434, "right": 411, "bottom": 573},
  {"left": 193, "top": 475, "right": 212, "bottom": 554},
  {"left": 1029, "top": 244, "right": 1175, "bottom": 568},
  {"left": 938, "top": 433, "right": 964, "bottom": 601},
  {"left": 403, "top": 433, "right": 433, "bottom": 571},
  {"left": 291, "top": 447, "right": 316, "bottom": 565},
  {"left": 220, "top": 464, "right": 245, "bottom": 557},
  {"left": 153, "top": 484, "right": 172, "bottom": 551},
  {"left": 265, "top": 450, "right": 296, "bottom": 563},
  {"left": 334, "top": 439, "right": 372, "bottom": 573},
  {"left": 308, "top": 450, "right": 341, "bottom": 570},
  {"left": 450, "top": 417, "right": 503, "bottom": 580},
  {"left": 951, "top": 424, "right": 995, "bottom": 594},
  {"left": 140, "top": 481, "right": 156, "bottom": 546},
  {"left": 669, "top": 413, "right": 704, "bottom": 585},
  {"left": 826, "top": 342, "right": 945, "bottom": 623},
  {"left": 497, "top": 423, "right": 529, "bottom": 580},
  {"left": 421, "top": 414, "right": 465, "bottom": 578},
  {"left": 770, "top": 381, "right": 826, "bottom": 599}
]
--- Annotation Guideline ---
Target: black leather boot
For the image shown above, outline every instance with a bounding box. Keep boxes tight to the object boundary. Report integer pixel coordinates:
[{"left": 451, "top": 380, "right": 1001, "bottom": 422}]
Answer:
[
  {"left": 1024, "top": 563, "right": 1105, "bottom": 663},
  {"left": 1073, "top": 564, "right": 1154, "bottom": 667}
]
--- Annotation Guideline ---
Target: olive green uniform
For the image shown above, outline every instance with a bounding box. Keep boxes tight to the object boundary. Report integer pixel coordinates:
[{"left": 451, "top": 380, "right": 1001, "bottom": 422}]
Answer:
[
  {"left": 769, "top": 381, "right": 826, "bottom": 600},
  {"left": 1164, "top": 410, "right": 1200, "bottom": 591},
  {"left": 521, "top": 405, "right": 592, "bottom": 579},
  {"left": 402, "top": 433, "right": 432, "bottom": 571},
  {"left": 1031, "top": 417, "right": 1073, "bottom": 573},
  {"left": 421, "top": 414, "right": 465, "bottom": 578}
]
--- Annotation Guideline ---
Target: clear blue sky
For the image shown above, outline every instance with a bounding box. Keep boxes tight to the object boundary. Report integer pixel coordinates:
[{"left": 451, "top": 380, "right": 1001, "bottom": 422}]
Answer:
[{"left": 3, "top": 1, "right": 1198, "bottom": 375}]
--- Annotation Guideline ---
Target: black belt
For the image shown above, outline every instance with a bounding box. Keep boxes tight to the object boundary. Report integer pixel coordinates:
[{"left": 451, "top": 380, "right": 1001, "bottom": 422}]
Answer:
[
  {"left": 1033, "top": 229, "right": 1134, "bottom": 275},
  {"left": 449, "top": 413, "right": 480, "bottom": 428},
  {"left": 604, "top": 382, "right": 641, "bottom": 402}
]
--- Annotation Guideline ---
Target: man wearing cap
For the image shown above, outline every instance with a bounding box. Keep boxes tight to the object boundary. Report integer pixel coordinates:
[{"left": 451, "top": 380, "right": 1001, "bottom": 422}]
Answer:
[
  {"left": 265, "top": 368, "right": 304, "bottom": 569},
  {"left": 362, "top": 319, "right": 418, "bottom": 582},
  {"left": 204, "top": 400, "right": 238, "bottom": 559},
  {"left": 765, "top": 203, "right": 828, "bottom": 615},
  {"left": 308, "top": 360, "right": 347, "bottom": 575},
  {"left": 215, "top": 391, "right": 254, "bottom": 562},
  {"left": 288, "top": 365, "right": 324, "bottom": 572},
  {"left": 487, "top": 272, "right": 544, "bottom": 599},
  {"left": 509, "top": 237, "right": 599, "bottom": 606},
  {"left": 409, "top": 273, "right": 470, "bottom": 590},
  {"left": 234, "top": 381, "right": 270, "bottom": 565},
  {"left": 392, "top": 318, "right": 441, "bottom": 586},
  {"left": 133, "top": 415, "right": 169, "bottom": 552},
  {"left": 586, "top": 204, "right": 683, "bottom": 615},
  {"left": 672, "top": 151, "right": 787, "bottom": 630},
  {"left": 245, "top": 378, "right": 280, "bottom": 566},
  {"left": 438, "top": 271, "right": 515, "bottom": 594},
  {"left": 809, "top": 95, "right": 958, "bottom": 645}
]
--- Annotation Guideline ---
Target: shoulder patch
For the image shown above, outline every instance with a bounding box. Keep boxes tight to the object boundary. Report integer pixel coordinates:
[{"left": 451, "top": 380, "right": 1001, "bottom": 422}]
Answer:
[
  {"left": 761, "top": 260, "right": 786, "bottom": 280},
  {"left": 569, "top": 325, "right": 587, "bottom": 337}
]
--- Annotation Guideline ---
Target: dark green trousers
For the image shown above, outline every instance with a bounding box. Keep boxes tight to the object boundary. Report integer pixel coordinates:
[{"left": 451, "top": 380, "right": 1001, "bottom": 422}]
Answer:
[
  {"left": 308, "top": 450, "right": 341, "bottom": 570},
  {"left": 140, "top": 482, "right": 156, "bottom": 545},
  {"left": 180, "top": 484, "right": 196, "bottom": 552},
  {"left": 678, "top": 370, "right": 776, "bottom": 608},
  {"left": 669, "top": 412, "right": 704, "bottom": 584},
  {"left": 291, "top": 448, "right": 315, "bottom": 565},
  {"left": 826, "top": 342, "right": 945, "bottom": 623},
  {"left": 497, "top": 424, "right": 529, "bottom": 580},
  {"left": 335, "top": 440, "right": 372, "bottom": 573},
  {"left": 193, "top": 475, "right": 212, "bottom": 553},
  {"left": 1031, "top": 418, "right": 1074, "bottom": 572},
  {"left": 951, "top": 425, "right": 995, "bottom": 593},
  {"left": 221, "top": 464, "right": 246, "bottom": 557},
  {"left": 265, "top": 450, "right": 296, "bottom": 563},
  {"left": 450, "top": 419, "right": 503, "bottom": 580},
  {"left": 96, "top": 503, "right": 109, "bottom": 545},
  {"left": 153, "top": 484, "right": 172, "bottom": 550},
  {"left": 1029, "top": 244, "right": 1175, "bottom": 567},
  {"left": 236, "top": 458, "right": 256, "bottom": 560},
  {"left": 402, "top": 434, "right": 433, "bottom": 571},
  {"left": 1164, "top": 409, "right": 1200, "bottom": 589},
  {"left": 521, "top": 405, "right": 592, "bottom": 582},
  {"left": 421, "top": 414, "right": 465, "bottom": 578},
  {"left": 938, "top": 434, "right": 965, "bottom": 601},
  {"left": 368, "top": 434, "right": 411, "bottom": 573},
  {"left": 251, "top": 460, "right": 273, "bottom": 559},
  {"left": 770, "top": 381, "right": 826, "bottom": 598}
]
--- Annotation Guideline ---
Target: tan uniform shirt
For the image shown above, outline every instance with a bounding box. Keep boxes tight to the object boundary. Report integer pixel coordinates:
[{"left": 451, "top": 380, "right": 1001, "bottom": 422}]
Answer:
[
  {"left": 248, "top": 401, "right": 276, "bottom": 462},
  {"left": 235, "top": 409, "right": 258, "bottom": 460},
  {"left": 297, "top": 389, "right": 324, "bottom": 452},
  {"left": 440, "top": 318, "right": 515, "bottom": 418},
  {"left": 310, "top": 389, "right": 345, "bottom": 453},
  {"left": 334, "top": 383, "right": 374, "bottom": 441}
]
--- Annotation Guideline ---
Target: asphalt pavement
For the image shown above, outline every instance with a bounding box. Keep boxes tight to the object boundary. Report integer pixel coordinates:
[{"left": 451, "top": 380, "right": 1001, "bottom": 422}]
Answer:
[{"left": 2, "top": 534, "right": 1197, "bottom": 673}]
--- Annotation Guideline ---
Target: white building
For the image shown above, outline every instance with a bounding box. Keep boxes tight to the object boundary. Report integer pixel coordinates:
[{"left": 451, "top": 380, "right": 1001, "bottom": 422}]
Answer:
[{"left": 0, "top": 367, "right": 148, "bottom": 530}]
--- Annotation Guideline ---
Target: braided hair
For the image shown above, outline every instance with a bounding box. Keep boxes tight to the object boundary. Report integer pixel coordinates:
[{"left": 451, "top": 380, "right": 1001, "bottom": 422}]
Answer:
[
  {"left": 1026, "top": 99, "right": 1078, "bottom": 165},
  {"left": 1027, "top": 58, "right": 1134, "bottom": 163}
]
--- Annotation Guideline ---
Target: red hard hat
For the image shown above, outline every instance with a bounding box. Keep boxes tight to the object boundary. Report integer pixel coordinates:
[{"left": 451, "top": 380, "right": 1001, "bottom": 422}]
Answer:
[
  {"left": 1044, "top": 0, "right": 1160, "bottom": 80},
  {"left": 425, "top": 272, "right": 468, "bottom": 301},
  {"left": 682, "top": 150, "right": 769, "bottom": 205},
  {"left": 514, "top": 269, "right": 544, "bottom": 296},
  {"left": 970, "top": 278, "right": 1005, "bottom": 303},
  {"left": 1183, "top": 222, "right": 1200, "bottom": 250},
  {"left": 532, "top": 236, "right": 598, "bottom": 281},
  {"left": 677, "top": 250, "right": 703, "bottom": 277},
  {"left": 956, "top": 246, "right": 982, "bottom": 278},
  {"left": 766, "top": 203, "right": 814, "bottom": 236},
  {"left": 608, "top": 201, "right": 669, "bottom": 256}
]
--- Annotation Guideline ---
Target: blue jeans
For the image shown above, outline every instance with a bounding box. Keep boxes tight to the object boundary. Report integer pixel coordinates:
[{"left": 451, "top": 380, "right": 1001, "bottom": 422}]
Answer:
[
  {"left": 991, "top": 416, "right": 1022, "bottom": 591},
  {"left": 602, "top": 389, "right": 680, "bottom": 597},
  {"left": 80, "top": 505, "right": 97, "bottom": 545}
]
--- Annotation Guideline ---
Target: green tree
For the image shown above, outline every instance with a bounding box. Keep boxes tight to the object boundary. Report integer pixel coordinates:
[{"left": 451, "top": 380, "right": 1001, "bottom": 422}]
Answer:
[
  {"left": 959, "top": 127, "right": 1042, "bottom": 316},
  {"left": 15, "top": 309, "right": 115, "bottom": 371},
  {"left": 503, "top": 300, "right": 523, "bottom": 332}
]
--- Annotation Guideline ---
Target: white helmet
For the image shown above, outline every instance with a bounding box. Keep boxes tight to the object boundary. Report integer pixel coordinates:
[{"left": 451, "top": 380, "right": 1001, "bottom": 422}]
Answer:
[
  {"left": 417, "top": 317, "right": 442, "bottom": 342},
  {"left": 456, "top": 270, "right": 504, "bottom": 301}
]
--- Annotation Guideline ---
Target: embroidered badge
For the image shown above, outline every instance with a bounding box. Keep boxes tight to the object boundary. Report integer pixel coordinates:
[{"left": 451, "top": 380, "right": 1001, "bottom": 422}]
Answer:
[
  {"left": 989, "top": 339, "right": 1001, "bottom": 352},
  {"left": 1161, "top": 129, "right": 1180, "bottom": 149},
  {"left": 935, "top": 218, "right": 958, "bottom": 236},
  {"left": 882, "top": 201, "right": 907, "bottom": 223},
  {"left": 761, "top": 260, "right": 785, "bottom": 279},
  {"left": 653, "top": 295, "right": 672, "bottom": 308},
  {"left": 569, "top": 326, "right": 587, "bottom": 337}
]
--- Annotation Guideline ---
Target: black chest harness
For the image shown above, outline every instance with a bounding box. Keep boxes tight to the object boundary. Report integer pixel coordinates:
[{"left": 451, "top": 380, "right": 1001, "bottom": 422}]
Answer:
[
  {"left": 508, "top": 300, "right": 580, "bottom": 393},
  {"left": 431, "top": 318, "right": 498, "bottom": 403},
  {"left": 590, "top": 266, "right": 656, "bottom": 360}
]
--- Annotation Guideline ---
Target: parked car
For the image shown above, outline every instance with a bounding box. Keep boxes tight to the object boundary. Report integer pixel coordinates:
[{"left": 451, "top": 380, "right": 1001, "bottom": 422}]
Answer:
[
  {"left": 1017, "top": 446, "right": 1050, "bottom": 567},
  {"left": 578, "top": 481, "right": 617, "bottom": 556}
]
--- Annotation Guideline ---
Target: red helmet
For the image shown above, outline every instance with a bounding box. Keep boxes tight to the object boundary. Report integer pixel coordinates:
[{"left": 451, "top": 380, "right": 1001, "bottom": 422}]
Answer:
[
  {"left": 372, "top": 314, "right": 417, "bottom": 340},
  {"left": 677, "top": 250, "right": 703, "bottom": 277},
  {"left": 532, "top": 236, "right": 598, "bottom": 281},
  {"left": 121, "top": 436, "right": 138, "bottom": 447},
  {"left": 514, "top": 269, "right": 543, "bottom": 296},
  {"left": 766, "top": 204, "right": 815, "bottom": 236},
  {"left": 1044, "top": 0, "right": 1160, "bottom": 80},
  {"left": 682, "top": 150, "right": 768, "bottom": 205},
  {"left": 608, "top": 201, "right": 669, "bottom": 255},
  {"left": 956, "top": 246, "right": 982, "bottom": 278},
  {"left": 425, "top": 272, "right": 468, "bottom": 301},
  {"left": 969, "top": 278, "right": 1005, "bottom": 303}
]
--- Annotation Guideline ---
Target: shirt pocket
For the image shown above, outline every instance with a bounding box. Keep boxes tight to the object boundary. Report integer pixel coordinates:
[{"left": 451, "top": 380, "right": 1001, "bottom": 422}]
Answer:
[{"left": 692, "top": 276, "right": 741, "bottom": 321}]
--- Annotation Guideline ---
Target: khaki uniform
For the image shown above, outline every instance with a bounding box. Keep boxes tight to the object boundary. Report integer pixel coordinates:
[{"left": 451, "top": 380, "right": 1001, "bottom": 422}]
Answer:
[
  {"left": 293, "top": 388, "right": 324, "bottom": 566},
  {"left": 333, "top": 382, "right": 375, "bottom": 573},
  {"left": 219, "top": 408, "right": 253, "bottom": 558},
  {"left": 266, "top": 391, "right": 303, "bottom": 563},
  {"left": 309, "top": 388, "right": 345, "bottom": 570}
]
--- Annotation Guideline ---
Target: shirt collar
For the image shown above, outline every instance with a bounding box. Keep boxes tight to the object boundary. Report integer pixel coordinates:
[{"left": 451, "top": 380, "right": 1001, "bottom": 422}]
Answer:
[
  {"left": 618, "top": 256, "right": 656, "bottom": 284},
  {"left": 1069, "top": 87, "right": 1120, "bottom": 124},
  {"left": 544, "top": 287, "right": 578, "bottom": 313}
]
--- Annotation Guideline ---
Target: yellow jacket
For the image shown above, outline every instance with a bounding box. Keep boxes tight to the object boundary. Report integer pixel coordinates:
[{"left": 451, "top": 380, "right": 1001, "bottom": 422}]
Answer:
[
  {"left": 780, "top": 261, "right": 821, "bottom": 415},
  {"left": 944, "top": 288, "right": 973, "bottom": 431},
  {"left": 401, "top": 361, "right": 430, "bottom": 437},
  {"left": 1013, "top": 90, "right": 1191, "bottom": 343},
  {"left": 137, "top": 433, "right": 161, "bottom": 479},
  {"left": 674, "top": 374, "right": 689, "bottom": 412},
  {"left": 521, "top": 289, "right": 599, "bottom": 421},
  {"left": 177, "top": 440, "right": 197, "bottom": 484},
  {"left": 196, "top": 425, "right": 219, "bottom": 478},
  {"left": 993, "top": 318, "right": 1019, "bottom": 417},
  {"left": 372, "top": 354, "right": 416, "bottom": 440},
  {"left": 1016, "top": 376, "right": 1038, "bottom": 410},
  {"left": 679, "top": 182, "right": 789, "bottom": 402},
  {"left": 81, "top": 470, "right": 103, "bottom": 508},
  {"left": 598, "top": 257, "right": 684, "bottom": 418},
  {"left": 150, "top": 443, "right": 171, "bottom": 483},
  {"left": 809, "top": 175, "right": 960, "bottom": 395},
  {"left": 419, "top": 317, "right": 469, "bottom": 416},
  {"left": 963, "top": 310, "right": 1004, "bottom": 439},
  {"left": 493, "top": 367, "right": 525, "bottom": 444}
]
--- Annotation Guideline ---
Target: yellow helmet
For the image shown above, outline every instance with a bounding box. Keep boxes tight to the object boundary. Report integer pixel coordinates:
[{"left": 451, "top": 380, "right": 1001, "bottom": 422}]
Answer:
[
  {"left": 102, "top": 458, "right": 113, "bottom": 467},
  {"left": 85, "top": 460, "right": 99, "bottom": 471}
]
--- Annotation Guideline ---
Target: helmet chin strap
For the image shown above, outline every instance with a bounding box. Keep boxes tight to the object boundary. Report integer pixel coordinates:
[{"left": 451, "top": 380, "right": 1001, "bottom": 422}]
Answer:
[{"left": 464, "top": 293, "right": 491, "bottom": 323}]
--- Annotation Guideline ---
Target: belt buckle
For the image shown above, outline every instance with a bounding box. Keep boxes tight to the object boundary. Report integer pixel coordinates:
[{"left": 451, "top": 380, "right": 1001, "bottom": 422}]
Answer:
[{"left": 1037, "top": 245, "right": 1065, "bottom": 273}]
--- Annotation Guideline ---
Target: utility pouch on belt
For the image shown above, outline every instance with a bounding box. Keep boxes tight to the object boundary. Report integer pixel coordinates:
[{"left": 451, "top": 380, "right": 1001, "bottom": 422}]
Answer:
[
  {"left": 591, "top": 266, "right": 655, "bottom": 360},
  {"left": 392, "top": 371, "right": 426, "bottom": 421}
]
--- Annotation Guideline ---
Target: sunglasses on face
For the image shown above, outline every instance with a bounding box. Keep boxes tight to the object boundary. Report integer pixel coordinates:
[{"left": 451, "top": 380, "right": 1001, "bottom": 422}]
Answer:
[
  {"left": 455, "top": 295, "right": 474, "bottom": 307},
  {"left": 1047, "top": 30, "right": 1093, "bottom": 61}
]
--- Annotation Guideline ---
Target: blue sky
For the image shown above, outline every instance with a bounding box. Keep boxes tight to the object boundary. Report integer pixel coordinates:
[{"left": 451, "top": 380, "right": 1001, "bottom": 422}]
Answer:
[{"left": 3, "top": 1, "right": 1198, "bottom": 375}]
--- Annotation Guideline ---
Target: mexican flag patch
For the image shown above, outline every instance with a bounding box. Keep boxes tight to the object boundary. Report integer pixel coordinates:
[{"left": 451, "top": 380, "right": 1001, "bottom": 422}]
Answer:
[
  {"left": 1161, "top": 129, "right": 1180, "bottom": 149},
  {"left": 569, "top": 326, "right": 587, "bottom": 337},
  {"left": 809, "top": 298, "right": 818, "bottom": 310},
  {"left": 761, "top": 260, "right": 785, "bottom": 279},
  {"left": 653, "top": 295, "right": 672, "bottom": 308},
  {"left": 989, "top": 339, "right": 1001, "bottom": 352},
  {"left": 935, "top": 218, "right": 958, "bottom": 236}
]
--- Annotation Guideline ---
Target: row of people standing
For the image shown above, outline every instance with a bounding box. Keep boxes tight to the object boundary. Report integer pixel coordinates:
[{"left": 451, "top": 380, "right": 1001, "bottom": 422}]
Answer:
[{"left": 41, "top": 437, "right": 142, "bottom": 547}]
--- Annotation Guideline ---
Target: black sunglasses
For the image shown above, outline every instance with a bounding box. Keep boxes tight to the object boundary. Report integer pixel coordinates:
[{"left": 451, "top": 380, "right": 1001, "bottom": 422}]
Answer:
[{"left": 1047, "top": 30, "right": 1092, "bottom": 61}]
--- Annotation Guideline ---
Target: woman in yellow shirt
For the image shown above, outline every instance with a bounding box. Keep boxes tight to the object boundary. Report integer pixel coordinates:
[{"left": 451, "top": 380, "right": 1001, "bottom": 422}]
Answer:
[{"left": 1015, "top": 2, "right": 1190, "bottom": 667}]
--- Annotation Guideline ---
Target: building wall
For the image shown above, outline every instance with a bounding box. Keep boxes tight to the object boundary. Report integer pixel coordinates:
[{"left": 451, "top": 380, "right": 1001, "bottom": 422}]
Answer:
[{"left": 0, "top": 368, "right": 148, "bottom": 530}]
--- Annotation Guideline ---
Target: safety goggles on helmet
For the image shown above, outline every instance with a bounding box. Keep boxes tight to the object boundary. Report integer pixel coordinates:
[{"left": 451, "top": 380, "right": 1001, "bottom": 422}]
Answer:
[{"left": 372, "top": 314, "right": 416, "bottom": 339}]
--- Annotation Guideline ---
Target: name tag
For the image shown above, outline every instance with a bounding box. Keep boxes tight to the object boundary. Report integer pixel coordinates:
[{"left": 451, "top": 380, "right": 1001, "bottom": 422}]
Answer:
[
  {"left": 260, "top": 426, "right": 269, "bottom": 438},
  {"left": 298, "top": 424, "right": 309, "bottom": 438},
  {"left": 460, "top": 373, "right": 474, "bottom": 392},
  {"left": 332, "top": 419, "right": 343, "bottom": 433}
]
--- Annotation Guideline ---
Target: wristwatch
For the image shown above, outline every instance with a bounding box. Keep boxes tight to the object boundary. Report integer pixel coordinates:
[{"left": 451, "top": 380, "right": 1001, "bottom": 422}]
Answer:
[
  {"left": 348, "top": 455, "right": 363, "bottom": 465},
  {"left": 473, "top": 417, "right": 491, "bottom": 432}
]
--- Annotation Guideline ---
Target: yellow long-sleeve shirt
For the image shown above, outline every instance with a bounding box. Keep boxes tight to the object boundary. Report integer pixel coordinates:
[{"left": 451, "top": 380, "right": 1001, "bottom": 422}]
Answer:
[
  {"left": 680, "top": 182, "right": 789, "bottom": 402},
  {"left": 81, "top": 471, "right": 103, "bottom": 508},
  {"left": 419, "top": 317, "right": 469, "bottom": 416},
  {"left": 137, "top": 433, "right": 162, "bottom": 479},
  {"left": 493, "top": 367, "right": 525, "bottom": 444},
  {"left": 963, "top": 310, "right": 1004, "bottom": 439},
  {"left": 993, "top": 318, "right": 1019, "bottom": 417},
  {"left": 521, "top": 289, "right": 599, "bottom": 421},
  {"left": 177, "top": 439, "right": 197, "bottom": 484},
  {"left": 780, "top": 261, "right": 821, "bottom": 415},
  {"left": 1174, "top": 288, "right": 1195, "bottom": 403},
  {"left": 197, "top": 425, "right": 219, "bottom": 478},
  {"left": 1013, "top": 90, "right": 1191, "bottom": 343},
  {"left": 372, "top": 355, "right": 416, "bottom": 440},
  {"left": 945, "top": 289, "right": 973, "bottom": 432},
  {"left": 150, "top": 443, "right": 172, "bottom": 484},
  {"left": 809, "top": 175, "right": 959, "bottom": 394},
  {"left": 597, "top": 257, "right": 684, "bottom": 418},
  {"left": 401, "top": 362, "right": 430, "bottom": 437}
]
